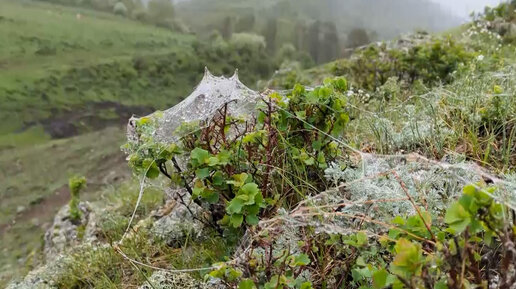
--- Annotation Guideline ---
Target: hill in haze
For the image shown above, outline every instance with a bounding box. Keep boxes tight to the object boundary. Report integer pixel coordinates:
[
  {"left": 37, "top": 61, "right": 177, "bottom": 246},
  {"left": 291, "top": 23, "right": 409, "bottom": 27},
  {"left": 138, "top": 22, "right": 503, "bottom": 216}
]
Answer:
[
  {"left": 174, "top": 0, "right": 461, "bottom": 64},
  {"left": 176, "top": 0, "right": 461, "bottom": 42}
]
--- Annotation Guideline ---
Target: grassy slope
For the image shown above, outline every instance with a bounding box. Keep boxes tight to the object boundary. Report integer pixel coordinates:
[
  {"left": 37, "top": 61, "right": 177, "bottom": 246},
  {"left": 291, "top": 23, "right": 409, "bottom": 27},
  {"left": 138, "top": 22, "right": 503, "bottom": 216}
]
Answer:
[
  {"left": 0, "top": 126, "right": 130, "bottom": 285},
  {"left": 0, "top": 0, "right": 196, "bottom": 134},
  {"left": 0, "top": 0, "right": 274, "bottom": 136},
  {"left": 0, "top": 1, "right": 194, "bottom": 284}
]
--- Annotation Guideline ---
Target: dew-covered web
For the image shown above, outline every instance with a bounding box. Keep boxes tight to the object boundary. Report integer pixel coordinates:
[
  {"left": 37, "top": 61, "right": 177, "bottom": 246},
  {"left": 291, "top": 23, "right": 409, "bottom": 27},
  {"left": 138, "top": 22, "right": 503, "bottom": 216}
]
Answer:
[{"left": 121, "top": 69, "right": 516, "bottom": 276}]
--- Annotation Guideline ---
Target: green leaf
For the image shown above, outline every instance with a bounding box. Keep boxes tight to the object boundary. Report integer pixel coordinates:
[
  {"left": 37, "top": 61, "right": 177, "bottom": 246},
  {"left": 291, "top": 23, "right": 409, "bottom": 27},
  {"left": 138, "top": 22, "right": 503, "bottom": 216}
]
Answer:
[
  {"left": 191, "top": 148, "right": 210, "bottom": 166},
  {"left": 238, "top": 279, "right": 256, "bottom": 289},
  {"left": 227, "top": 267, "right": 243, "bottom": 281},
  {"left": 355, "top": 256, "right": 366, "bottom": 267},
  {"left": 246, "top": 214, "right": 259, "bottom": 226},
  {"left": 332, "top": 78, "right": 348, "bottom": 92},
  {"left": 227, "top": 173, "right": 249, "bottom": 188},
  {"left": 291, "top": 254, "right": 310, "bottom": 266},
  {"left": 192, "top": 184, "right": 204, "bottom": 199},
  {"left": 246, "top": 204, "right": 261, "bottom": 215},
  {"left": 257, "top": 111, "right": 266, "bottom": 124},
  {"left": 195, "top": 167, "right": 211, "bottom": 179},
  {"left": 239, "top": 183, "right": 261, "bottom": 203},
  {"left": 300, "top": 282, "right": 313, "bottom": 289},
  {"left": 312, "top": 140, "right": 322, "bottom": 151},
  {"left": 212, "top": 171, "right": 225, "bottom": 186},
  {"left": 144, "top": 161, "right": 160, "bottom": 179},
  {"left": 356, "top": 231, "right": 368, "bottom": 246},
  {"left": 227, "top": 198, "right": 245, "bottom": 214},
  {"left": 230, "top": 214, "right": 244, "bottom": 228},
  {"left": 295, "top": 110, "right": 307, "bottom": 120},
  {"left": 444, "top": 202, "right": 471, "bottom": 234},
  {"left": 304, "top": 157, "right": 315, "bottom": 166},
  {"left": 390, "top": 238, "right": 424, "bottom": 278},
  {"left": 217, "top": 150, "right": 231, "bottom": 165},
  {"left": 434, "top": 280, "right": 449, "bottom": 289},
  {"left": 206, "top": 157, "right": 219, "bottom": 166},
  {"left": 201, "top": 190, "right": 219, "bottom": 204},
  {"left": 372, "top": 269, "right": 389, "bottom": 289},
  {"left": 391, "top": 216, "right": 406, "bottom": 226}
]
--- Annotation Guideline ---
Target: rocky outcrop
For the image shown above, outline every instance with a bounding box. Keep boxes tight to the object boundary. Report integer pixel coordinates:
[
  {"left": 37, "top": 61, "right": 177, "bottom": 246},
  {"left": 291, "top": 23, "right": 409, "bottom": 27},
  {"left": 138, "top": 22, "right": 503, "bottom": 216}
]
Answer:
[
  {"left": 150, "top": 188, "right": 204, "bottom": 246},
  {"left": 138, "top": 271, "right": 208, "bottom": 289},
  {"left": 43, "top": 201, "right": 98, "bottom": 262},
  {"left": 490, "top": 18, "right": 516, "bottom": 38},
  {"left": 6, "top": 255, "right": 70, "bottom": 289}
]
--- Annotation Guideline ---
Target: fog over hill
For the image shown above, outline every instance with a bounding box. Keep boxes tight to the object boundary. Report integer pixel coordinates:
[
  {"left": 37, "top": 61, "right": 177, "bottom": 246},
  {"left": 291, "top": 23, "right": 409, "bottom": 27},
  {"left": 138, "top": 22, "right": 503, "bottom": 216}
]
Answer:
[
  {"left": 431, "top": 0, "right": 506, "bottom": 19},
  {"left": 175, "top": 0, "right": 462, "bottom": 40}
]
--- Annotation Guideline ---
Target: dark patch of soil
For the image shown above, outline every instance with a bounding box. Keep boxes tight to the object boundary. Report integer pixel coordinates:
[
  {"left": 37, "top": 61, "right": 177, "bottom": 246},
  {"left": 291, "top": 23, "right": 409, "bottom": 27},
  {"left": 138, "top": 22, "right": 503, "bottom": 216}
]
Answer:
[{"left": 25, "top": 101, "right": 153, "bottom": 139}]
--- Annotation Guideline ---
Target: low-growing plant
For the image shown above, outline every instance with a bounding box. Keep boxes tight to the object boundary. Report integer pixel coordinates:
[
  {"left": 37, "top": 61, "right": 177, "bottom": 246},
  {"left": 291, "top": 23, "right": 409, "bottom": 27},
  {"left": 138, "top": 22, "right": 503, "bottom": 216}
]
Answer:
[
  {"left": 68, "top": 176, "right": 86, "bottom": 223},
  {"left": 342, "top": 38, "right": 472, "bottom": 91},
  {"left": 209, "top": 182, "right": 515, "bottom": 289}
]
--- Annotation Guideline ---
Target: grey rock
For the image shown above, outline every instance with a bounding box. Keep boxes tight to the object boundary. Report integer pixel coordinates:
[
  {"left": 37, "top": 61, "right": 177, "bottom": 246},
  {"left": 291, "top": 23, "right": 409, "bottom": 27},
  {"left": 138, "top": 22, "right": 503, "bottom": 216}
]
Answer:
[
  {"left": 151, "top": 188, "right": 204, "bottom": 245},
  {"left": 43, "top": 202, "right": 97, "bottom": 261},
  {"left": 138, "top": 271, "right": 208, "bottom": 289},
  {"left": 490, "top": 18, "right": 516, "bottom": 38},
  {"left": 5, "top": 256, "right": 70, "bottom": 289}
]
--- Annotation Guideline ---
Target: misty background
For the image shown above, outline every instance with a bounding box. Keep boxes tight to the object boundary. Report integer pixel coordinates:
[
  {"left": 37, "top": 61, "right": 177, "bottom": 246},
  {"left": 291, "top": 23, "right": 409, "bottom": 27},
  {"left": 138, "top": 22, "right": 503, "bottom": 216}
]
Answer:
[{"left": 432, "top": 0, "right": 505, "bottom": 18}]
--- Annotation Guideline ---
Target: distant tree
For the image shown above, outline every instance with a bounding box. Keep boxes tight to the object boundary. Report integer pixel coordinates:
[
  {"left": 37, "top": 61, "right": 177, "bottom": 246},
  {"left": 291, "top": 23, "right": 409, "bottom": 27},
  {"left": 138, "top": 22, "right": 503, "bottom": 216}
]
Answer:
[
  {"left": 221, "top": 16, "right": 234, "bottom": 40},
  {"left": 294, "top": 21, "right": 307, "bottom": 51},
  {"left": 347, "top": 28, "right": 370, "bottom": 48},
  {"left": 120, "top": 0, "right": 136, "bottom": 11},
  {"left": 264, "top": 18, "right": 278, "bottom": 54},
  {"left": 307, "top": 20, "right": 321, "bottom": 63},
  {"left": 147, "top": 0, "right": 174, "bottom": 24},
  {"left": 236, "top": 14, "right": 256, "bottom": 33},
  {"left": 277, "top": 43, "right": 297, "bottom": 60},
  {"left": 131, "top": 8, "right": 148, "bottom": 21},
  {"left": 272, "top": 0, "right": 298, "bottom": 18},
  {"left": 320, "top": 21, "right": 339, "bottom": 63},
  {"left": 230, "top": 33, "right": 266, "bottom": 52},
  {"left": 113, "top": 2, "right": 128, "bottom": 16}
]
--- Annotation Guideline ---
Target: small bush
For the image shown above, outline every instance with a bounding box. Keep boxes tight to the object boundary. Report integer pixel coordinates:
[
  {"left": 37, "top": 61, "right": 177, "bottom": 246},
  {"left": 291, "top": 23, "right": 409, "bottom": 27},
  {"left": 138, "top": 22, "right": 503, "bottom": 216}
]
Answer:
[
  {"left": 126, "top": 78, "right": 350, "bottom": 231},
  {"left": 113, "top": 2, "right": 128, "bottom": 17},
  {"left": 68, "top": 176, "right": 86, "bottom": 223}
]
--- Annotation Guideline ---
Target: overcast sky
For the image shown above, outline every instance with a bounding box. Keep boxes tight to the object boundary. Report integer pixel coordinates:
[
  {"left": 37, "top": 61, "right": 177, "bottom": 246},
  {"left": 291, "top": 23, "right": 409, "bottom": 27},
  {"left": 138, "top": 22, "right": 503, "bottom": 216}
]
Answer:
[{"left": 431, "top": 0, "right": 505, "bottom": 18}]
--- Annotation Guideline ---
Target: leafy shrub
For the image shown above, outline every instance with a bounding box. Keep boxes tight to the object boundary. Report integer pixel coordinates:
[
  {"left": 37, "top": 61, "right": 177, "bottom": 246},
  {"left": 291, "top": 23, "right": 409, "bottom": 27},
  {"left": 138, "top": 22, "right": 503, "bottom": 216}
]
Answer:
[
  {"left": 113, "top": 2, "right": 128, "bottom": 16},
  {"left": 207, "top": 182, "right": 515, "bottom": 289},
  {"left": 68, "top": 176, "right": 86, "bottom": 223},
  {"left": 341, "top": 38, "right": 472, "bottom": 91},
  {"left": 126, "top": 78, "right": 350, "bottom": 232},
  {"left": 147, "top": 0, "right": 175, "bottom": 25},
  {"left": 230, "top": 33, "right": 267, "bottom": 52}
]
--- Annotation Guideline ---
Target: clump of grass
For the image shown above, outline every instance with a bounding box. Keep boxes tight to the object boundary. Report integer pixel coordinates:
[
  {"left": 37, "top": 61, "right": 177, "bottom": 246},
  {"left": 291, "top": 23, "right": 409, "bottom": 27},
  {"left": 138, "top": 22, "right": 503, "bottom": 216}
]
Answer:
[{"left": 53, "top": 224, "right": 232, "bottom": 288}]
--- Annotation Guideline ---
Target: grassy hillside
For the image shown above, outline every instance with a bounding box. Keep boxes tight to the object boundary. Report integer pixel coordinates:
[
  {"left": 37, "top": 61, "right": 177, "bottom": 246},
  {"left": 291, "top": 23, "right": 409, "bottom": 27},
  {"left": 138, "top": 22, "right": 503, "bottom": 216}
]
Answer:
[
  {"left": 0, "top": 0, "right": 274, "bottom": 137},
  {"left": 0, "top": 0, "right": 189, "bottom": 133},
  {"left": 0, "top": 126, "right": 129, "bottom": 285}
]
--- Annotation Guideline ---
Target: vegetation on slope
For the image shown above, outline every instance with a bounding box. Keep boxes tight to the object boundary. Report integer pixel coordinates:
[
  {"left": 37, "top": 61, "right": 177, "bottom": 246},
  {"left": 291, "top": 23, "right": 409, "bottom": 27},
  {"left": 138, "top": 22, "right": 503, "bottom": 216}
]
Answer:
[
  {"left": 0, "top": 0, "right": 280, "bottom": 137},
  {"left": 4, "top": 1, "right": 516, "bottom": 289},
  {"left": 0, "top": 126, "right": 129, "bottom": 285},
  {"left": 176, "top": 0, "right": 460, "bottom": 63}
]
